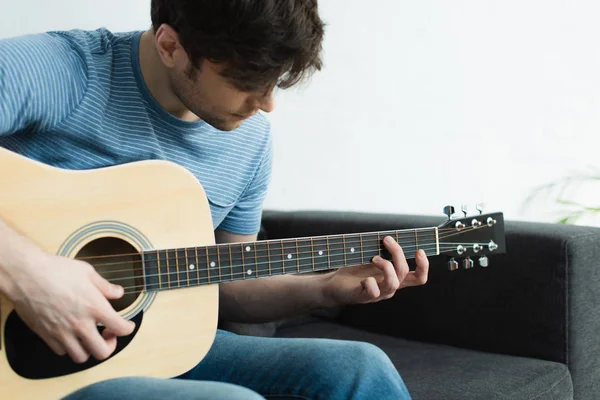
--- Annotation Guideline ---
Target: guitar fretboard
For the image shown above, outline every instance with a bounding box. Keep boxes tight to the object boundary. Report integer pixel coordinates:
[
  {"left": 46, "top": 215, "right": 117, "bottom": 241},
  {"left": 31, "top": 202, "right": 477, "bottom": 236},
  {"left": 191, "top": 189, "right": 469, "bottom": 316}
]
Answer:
[{"left": 142, "top": 228, "right": 438, "bottom": 291}]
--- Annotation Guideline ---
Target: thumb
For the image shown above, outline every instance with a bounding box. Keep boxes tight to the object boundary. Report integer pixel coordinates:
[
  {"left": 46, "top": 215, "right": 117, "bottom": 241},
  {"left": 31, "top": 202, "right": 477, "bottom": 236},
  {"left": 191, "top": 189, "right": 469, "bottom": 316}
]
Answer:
[
  {"left": 358, "top": 277, "right": 380, "bottom": 303},
  {"left": 91, "top": 269, "right": 125, "bottom": 300}
]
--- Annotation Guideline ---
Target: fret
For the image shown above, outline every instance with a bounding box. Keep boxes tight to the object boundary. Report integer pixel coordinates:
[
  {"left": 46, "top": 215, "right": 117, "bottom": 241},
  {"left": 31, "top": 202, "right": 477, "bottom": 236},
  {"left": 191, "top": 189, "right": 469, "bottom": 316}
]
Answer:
[
  {"left": 396, "top": 229, "right": 418, "bottom": 259},
  {"left": 195, "top": 246, "right": 209, "bottom": 286},
  {"left": 254, "top": 241, "right": 269, "bottom": 278},
  {"left": 295, "top": 240, "right": 300, "bottom": 273},
  {"left": 253, "top": 242, "right": 258, "bottom": 278},
  {"left": 240, "top": 243, "right": 246, "bottom": 280},
  {"left": 229, "top": 245, "right": 233, "bottom": 281},
  {"left": 176, "top": 248, "right": 187, "bottom": 288},
  {"left": 325, "top": 236, "right": 331, "bottom": 269},
  {"left": 282, "top": 240, "right": 298, "bottom": 275},
  {"left": 280, "top": 241, "right": 286, "bottom": 275},
  {"left": 229, "top": 244, "right": 245, "bottom": 282},
  {"left": 156, "top": 250, "right": 162, "bottom": 289},
  {"left": 362, "top": 233, "right": 381, "bottom": 262},
  {"left": 327, "top": 236, "right": 346, "bottom": 269},
  {"left": 297, "top": 239, "right": 313, "bottom": 273},
  {"left": 414, "top": 230, "right": 419, "bottom": 253},
  {"left": 207, "top": 245, "right": 218, "bottom": 283},
  {"left": 174, "top": 248, "right": 181, "bottom": 288},
  {"left": 196, "top": 246, "right": 211, "bottom": 284},
  {"left": 167, "top": 249, "right": 178, "bottom": 289},
  {"left": 142, "top": 251, "right": 159, "bottom": 291},
  {"left": 185, "top": 247, "right": 198, "bottom": 287},
  {"left": 342, "top": 235, "right": 347, "bottom": 266},
  {"left": 416, "top": 228, "right": 436, "bottom": 258},
  {"left": 378, "top": 232, "right": 392, "bottom": 262},
  {"left": 158, "top": 249, "right": 168, "bottom": 289},
  {"left": 184, "top": 248, "right": 191, "bottom": 286},
  {"left": 408, "top": 229, "right": 420, "bottom": 259},
  {"left": 216, "top": 245, "right": 223, "bottom": 282},
  {"left": 343, "top": 234, "right": 362, "bottom": 267},
  {"left": 217, "top": 245, "right": 232, "bottom": 282},
  {"left": 311, "top": 236, "right": 329, "bottom": 271},
  {"left": 164, "top": 249, "right": 170, "bottom": 288},
  {"left": 310, "top": 238, "right": 316, "bottom": 272},
  {"left": 265, "top": 240, "right": 283, "bottom": 276},
  {"left": 266, "top": 241, "right": 272, "bottom": 277},
  {"left": 359, "top": 234, "right": 365, "bottom": 264}
]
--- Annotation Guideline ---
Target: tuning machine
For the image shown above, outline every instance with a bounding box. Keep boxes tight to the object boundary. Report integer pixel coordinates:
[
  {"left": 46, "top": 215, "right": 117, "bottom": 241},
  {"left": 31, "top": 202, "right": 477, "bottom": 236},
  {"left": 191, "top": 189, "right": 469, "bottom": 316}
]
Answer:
[
  {"left": 448, "top": 256, "right": 491, "bottom": 271},
  {"left": 462, "top": 257, "right": 474, "bottom": 270},
  {"left": 476, "top": 202, "right": 485, "bottom": 215},
  {"left": 447, "top": 257, "right": 459, "bottom": 271},
  {"left": 443, "top": 205, "right": 456, "bottom": 220}
]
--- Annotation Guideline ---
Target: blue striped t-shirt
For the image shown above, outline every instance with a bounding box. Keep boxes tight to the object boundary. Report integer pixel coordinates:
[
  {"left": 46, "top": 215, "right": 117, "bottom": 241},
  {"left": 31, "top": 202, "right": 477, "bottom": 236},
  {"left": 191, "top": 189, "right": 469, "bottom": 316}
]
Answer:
[{"left": 0, "top": 28, "right": 272, "bottom": 235}]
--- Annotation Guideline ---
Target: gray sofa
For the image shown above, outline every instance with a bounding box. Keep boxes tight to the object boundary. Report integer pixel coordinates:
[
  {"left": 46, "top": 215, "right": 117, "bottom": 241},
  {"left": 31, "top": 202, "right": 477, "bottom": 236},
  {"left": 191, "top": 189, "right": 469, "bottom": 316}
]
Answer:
[{"left": 221, "top": 210, "right": 600, "bottom": 400}]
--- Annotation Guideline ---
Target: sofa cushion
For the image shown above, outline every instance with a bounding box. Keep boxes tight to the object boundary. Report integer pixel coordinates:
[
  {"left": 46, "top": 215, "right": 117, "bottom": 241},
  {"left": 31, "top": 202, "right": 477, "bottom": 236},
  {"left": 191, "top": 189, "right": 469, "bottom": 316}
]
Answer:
[{"left": 275, "top": 319, "right": 573, "bottom": 400}]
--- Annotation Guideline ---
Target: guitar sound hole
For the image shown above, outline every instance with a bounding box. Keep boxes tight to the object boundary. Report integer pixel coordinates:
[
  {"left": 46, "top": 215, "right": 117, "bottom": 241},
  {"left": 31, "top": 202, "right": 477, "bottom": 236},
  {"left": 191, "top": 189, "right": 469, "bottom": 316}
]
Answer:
[
  {"left": 4, "top": 237, "right": 145, "bottom": 379},
  {"left": 76, "top": 237, "right": 144, "bottom": 311}
]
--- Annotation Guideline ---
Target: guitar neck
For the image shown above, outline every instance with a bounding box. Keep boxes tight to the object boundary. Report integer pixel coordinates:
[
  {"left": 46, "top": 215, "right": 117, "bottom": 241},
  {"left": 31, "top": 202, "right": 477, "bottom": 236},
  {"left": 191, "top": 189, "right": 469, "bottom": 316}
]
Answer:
[{"left": 141, "top": 227, "right": 440, "bottom": 291}]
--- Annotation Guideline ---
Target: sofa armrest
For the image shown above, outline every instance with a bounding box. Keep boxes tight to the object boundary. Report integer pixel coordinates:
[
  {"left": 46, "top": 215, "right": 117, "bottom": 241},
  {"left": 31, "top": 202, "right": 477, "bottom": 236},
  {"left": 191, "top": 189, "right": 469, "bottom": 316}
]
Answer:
[{"left": 261, "top": 209, "right": 600, "bottom": 397}]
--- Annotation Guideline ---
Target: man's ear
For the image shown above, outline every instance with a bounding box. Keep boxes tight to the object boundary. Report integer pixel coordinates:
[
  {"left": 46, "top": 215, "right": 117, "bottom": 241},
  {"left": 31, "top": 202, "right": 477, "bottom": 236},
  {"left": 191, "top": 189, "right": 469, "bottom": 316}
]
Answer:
[{"left": 154, "top": 24, "right": 186, "bottom": 69}]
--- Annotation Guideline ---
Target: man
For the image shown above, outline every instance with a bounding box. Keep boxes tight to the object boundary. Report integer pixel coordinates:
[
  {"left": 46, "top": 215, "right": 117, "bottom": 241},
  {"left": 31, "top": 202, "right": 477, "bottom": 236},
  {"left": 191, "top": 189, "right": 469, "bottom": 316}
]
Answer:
[{"left": 0, "top": 1, "right": 430, "bottom": 399}]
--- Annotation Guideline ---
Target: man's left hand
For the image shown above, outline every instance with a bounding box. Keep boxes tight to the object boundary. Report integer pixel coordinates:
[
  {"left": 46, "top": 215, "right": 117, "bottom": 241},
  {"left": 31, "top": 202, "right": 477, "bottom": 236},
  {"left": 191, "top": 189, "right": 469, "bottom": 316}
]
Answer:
[{"left": 321, "top": 236, "right": 429, "bottom": 307}]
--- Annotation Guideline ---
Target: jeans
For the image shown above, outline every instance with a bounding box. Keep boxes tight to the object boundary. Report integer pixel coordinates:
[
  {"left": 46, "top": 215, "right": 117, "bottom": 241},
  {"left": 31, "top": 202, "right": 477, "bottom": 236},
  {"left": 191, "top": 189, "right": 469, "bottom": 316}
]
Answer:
[{"left": 63, "top": 329, "right": 410, "bottom": 400}]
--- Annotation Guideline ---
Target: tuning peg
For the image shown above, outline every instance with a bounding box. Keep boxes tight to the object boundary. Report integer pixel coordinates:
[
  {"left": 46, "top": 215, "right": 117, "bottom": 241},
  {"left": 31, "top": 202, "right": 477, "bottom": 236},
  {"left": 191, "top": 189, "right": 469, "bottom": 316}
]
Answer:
[
  {"left": 478, "top": 256, "right": 489, "bottom": 267},
  {"left": 443, "top": 205, "right": 455, "bottom": 220},
  {"left": 447, "top": 258, "right": 458, "bottom": 271},
  {"left": 461, "top": 204, "right": 468, "bottom": 217},
  {"left": 463, "top": 257, "right": 474, "bottom": 270},
  {"left": 476, "top": 202, "right": 485, "bottom": 215}
]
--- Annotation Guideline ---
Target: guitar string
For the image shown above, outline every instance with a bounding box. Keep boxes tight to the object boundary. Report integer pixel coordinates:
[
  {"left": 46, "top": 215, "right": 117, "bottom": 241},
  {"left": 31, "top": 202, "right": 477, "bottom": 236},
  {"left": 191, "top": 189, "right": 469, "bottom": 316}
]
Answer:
[
  {"left": 117, "top": 243, "right": 475, "bottom": 296},
  {"left": 117, "top": 244, "right": 449, "bottom": 295},
  {"left": 106, "top": 241, "right": 444, "bottom": 283},
  {"left": 73, "top": 227, "right": 453, "bottom": 262},
  {"left": 110, "top": 243, "right": 486, "bottom": 295},
  {"left": 73, "top": 221, "right": 493, "bottom": 262},
  {"left": 87, "top": 227, "right": 470, "bottom": 274},
  {"left": 79, "top": 224, "right": 491, "bottom": 271},
  {"left": 92, "top": 233, "right": 437, "bottom": 272},
  {"left": 101, "top": 237, "right": 487, "bottom": 280}
]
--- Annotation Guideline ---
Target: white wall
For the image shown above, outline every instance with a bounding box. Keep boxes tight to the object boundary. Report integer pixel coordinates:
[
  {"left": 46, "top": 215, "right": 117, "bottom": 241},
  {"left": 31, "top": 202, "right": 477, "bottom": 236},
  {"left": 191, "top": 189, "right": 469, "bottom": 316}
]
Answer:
[{"left": 2, "top": 1, "right": 599, "bottom": 225}]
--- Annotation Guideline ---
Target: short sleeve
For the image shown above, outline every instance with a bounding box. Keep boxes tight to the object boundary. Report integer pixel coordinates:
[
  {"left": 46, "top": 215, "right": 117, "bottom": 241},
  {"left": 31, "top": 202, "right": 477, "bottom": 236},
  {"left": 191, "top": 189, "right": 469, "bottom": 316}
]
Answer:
[{"left": 0, "top": 32, "right": 88, "bottom": 136}]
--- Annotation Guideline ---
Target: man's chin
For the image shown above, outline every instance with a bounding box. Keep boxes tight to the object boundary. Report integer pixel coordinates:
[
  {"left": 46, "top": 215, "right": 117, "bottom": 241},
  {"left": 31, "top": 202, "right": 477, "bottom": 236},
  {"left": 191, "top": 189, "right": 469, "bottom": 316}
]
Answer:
[
  {"left": 216, "top": 121, "right": 243, "bottom": 131},
  {"left": 202, "top": 117, "right": 243, "bottom": 132}
]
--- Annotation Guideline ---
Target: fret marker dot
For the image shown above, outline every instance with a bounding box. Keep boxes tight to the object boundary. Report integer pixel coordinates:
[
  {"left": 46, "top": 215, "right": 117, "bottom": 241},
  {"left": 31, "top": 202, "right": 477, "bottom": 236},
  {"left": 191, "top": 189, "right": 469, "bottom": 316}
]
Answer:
[
  {"left": 246, "top": 246, "right": 251, "bottom": 252},
  {"left": 210, "top": 261, "right": 216, "bottom": 268},
  {"left": 350, "top": 248, "right": 355, "bottom": 253},
  {"left": 247, "top": 269, "right": 252, "bottom": 275},
  {"left": 287, "top": 254, "right": 293, "bottom": 259},
  {"left": 189, "top": 264, "right": 195, "bottom": 270},
  {"left": 319, "top": 251, "right": 324, "bottom": 256}
]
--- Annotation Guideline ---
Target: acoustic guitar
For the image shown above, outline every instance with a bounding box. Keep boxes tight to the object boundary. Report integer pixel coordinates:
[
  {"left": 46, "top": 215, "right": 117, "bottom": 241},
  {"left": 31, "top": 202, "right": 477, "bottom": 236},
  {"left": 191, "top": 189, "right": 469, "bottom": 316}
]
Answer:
[{"left": 0, "top": 146, "right": 506, "bottom": 399}]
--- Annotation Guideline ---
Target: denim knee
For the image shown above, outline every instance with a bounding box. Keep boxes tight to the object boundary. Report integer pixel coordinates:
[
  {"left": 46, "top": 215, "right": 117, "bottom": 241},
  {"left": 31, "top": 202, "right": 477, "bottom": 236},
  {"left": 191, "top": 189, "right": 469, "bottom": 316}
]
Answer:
[{"left": 307, "top": 340, "right": 410, "bottom": 400}]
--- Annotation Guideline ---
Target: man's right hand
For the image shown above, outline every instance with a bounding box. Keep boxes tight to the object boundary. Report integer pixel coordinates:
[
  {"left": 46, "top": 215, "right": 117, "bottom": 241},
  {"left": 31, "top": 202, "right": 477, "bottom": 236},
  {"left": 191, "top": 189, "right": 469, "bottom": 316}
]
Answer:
[{"left": 8, "top": 252, "right": 136, "bottom": 364}]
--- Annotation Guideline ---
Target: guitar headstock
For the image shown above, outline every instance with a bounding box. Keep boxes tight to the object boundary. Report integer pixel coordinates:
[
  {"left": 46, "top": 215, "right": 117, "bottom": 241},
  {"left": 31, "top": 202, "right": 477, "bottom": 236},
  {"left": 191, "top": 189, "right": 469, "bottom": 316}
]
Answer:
[{"left": 438, "top": 204, "right": 506, "bottom": 270}]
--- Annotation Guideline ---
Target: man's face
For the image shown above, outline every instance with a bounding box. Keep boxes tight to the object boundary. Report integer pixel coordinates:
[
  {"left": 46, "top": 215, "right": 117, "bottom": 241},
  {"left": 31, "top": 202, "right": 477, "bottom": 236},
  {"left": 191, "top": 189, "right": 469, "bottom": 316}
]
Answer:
[{"left": 168, "top": 60, "right": 275, "bottom": 131}]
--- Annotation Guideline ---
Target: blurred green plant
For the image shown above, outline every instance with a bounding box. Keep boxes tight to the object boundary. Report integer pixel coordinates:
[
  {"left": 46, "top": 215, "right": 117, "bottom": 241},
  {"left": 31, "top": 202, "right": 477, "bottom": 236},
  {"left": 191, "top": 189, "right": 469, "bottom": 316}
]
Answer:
[{"left": 523, "top": 167, "right": 600, "bottom": 224}]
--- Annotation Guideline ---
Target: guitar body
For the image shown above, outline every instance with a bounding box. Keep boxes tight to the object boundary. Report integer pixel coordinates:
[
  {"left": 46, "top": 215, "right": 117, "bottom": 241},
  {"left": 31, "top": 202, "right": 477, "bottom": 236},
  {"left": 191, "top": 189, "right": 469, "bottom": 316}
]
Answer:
[{"left": 0, "top": 148, "right": 219, "bottom": 399}]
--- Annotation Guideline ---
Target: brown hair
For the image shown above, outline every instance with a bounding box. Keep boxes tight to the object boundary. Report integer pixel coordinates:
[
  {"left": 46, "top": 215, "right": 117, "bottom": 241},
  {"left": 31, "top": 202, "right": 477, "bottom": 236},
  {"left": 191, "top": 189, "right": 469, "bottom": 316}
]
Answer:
[{"left": 150, "top": 0, "right": 325, "bottom": 92}]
